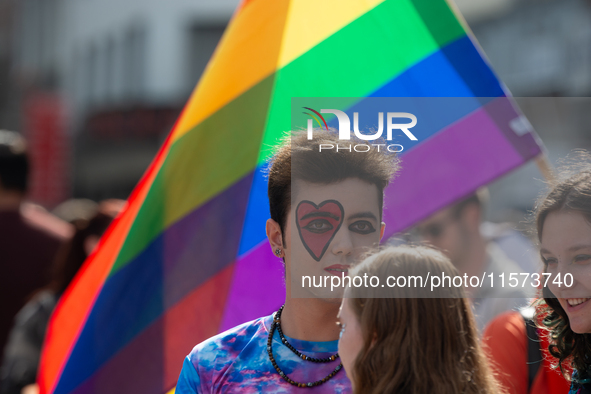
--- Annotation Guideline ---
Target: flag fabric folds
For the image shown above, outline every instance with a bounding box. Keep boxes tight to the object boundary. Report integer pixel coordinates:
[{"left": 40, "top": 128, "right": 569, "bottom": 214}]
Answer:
[{"left": 38, "top": 0, "right": 543, "bottom": 393}]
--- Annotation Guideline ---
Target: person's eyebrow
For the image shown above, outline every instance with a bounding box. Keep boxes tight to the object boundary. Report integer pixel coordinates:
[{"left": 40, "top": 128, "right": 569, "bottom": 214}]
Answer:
[
  {"left": 348, "top": 212, "right": 378, "bottom": 221},
  {"left": 301, "top": 211, "right": 340, "bottom": 220},
  {"left": 540, "top": 245, "right": 591, "bottom": 254},
  {"left": 568, "top": 244, "right": 591, "bottom": 252}
]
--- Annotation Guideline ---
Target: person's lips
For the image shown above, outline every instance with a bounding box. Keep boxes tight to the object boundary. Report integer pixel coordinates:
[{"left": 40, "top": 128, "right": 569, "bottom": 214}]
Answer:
[{"left": 324, "top": 264, "right": 350, "bottom": 276}]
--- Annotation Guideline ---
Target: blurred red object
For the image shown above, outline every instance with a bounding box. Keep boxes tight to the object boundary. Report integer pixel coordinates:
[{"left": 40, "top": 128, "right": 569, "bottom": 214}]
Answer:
[{"left": 22, "top": 92, "right": 70, "bottom": 208}]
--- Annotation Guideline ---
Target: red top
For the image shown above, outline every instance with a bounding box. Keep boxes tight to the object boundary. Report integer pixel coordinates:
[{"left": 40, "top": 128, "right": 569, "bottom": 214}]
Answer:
[{"left": 483, "top": 310, "right": 571, "bottom": 394}]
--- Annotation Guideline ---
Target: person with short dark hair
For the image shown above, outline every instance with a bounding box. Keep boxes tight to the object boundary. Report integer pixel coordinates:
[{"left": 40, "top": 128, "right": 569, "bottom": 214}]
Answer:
[
  {"left": 0, "top": 131, "right": 65, "bottom": 366},
  {"left": 338, "top": 245, "right": 501, "bottom": 394},
  {"left": 176, "top": 129, "right": 398, "bottom": 393},
  {"left": 416, "top": 192, "right": 530, "bottom": 331}
]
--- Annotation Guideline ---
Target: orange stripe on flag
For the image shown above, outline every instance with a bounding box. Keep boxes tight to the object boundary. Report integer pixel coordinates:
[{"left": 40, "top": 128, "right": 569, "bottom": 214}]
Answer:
[
  {"left": 172, "top": 0, "right": 289, "bottom": 142},
  {"left": 37, "top": 108, "right": 182, "bottom": 394}
]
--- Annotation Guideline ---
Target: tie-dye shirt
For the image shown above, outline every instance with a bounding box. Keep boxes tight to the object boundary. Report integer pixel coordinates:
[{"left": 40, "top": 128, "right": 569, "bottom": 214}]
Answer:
[{"left": 176, "top": 314, "right": 351, "bottom": 393}]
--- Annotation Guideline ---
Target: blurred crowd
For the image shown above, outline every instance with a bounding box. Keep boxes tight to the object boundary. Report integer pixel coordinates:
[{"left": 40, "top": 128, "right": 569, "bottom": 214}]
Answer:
[{"left": 0, "top": 130, "right": 124, "bottom": 394}]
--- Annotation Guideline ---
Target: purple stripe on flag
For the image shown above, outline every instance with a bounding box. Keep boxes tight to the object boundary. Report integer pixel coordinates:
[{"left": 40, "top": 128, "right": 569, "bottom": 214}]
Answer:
[
  {"left": 382, "top": 101, "right": 525, "bottom": 236},
  {"left": 162, "top": 172, "right": 252, "bottom": 310},
  {"left": 483, "top": 97, "right": 543, "bottom": 160},
  {"left": 219, "top": 241, "right": 285, "bottom": 331}
]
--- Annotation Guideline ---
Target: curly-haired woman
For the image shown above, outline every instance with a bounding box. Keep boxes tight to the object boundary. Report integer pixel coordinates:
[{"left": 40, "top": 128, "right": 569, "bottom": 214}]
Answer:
[{"left": 535, "top": 155, "right": 591, "bottom": 394}]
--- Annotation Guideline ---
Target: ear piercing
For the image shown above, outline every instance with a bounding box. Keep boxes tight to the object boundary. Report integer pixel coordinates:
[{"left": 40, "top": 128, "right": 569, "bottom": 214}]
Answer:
[{"left": 274, "top": 248, "right": 282, "bottom": 257}]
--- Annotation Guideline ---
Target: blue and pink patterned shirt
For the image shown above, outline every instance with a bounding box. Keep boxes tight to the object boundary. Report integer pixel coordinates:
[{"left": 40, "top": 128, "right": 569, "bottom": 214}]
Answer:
[
  {"left": 569, "top": 371, "right": 591, "bottom": 394},
  {"left": 176, "top": 314, "right": 351, "bottom": 393}
]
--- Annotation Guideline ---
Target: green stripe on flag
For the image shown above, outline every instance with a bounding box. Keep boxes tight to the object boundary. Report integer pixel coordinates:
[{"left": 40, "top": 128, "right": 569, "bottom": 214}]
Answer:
[{"left": 410, "top": 0, "right": 467, "bottom": 47}]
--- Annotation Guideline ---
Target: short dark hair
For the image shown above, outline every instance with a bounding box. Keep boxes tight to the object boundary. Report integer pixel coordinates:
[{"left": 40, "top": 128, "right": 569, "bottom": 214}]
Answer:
[
  {"left": 450, "top": 189, "right": 488, "bottom": 219},
  {"left": 267, "top": 129, "right": 399, "bottom": 241},
  {"left": 0, "top": 130, "right": 29, "bottom": 193}
]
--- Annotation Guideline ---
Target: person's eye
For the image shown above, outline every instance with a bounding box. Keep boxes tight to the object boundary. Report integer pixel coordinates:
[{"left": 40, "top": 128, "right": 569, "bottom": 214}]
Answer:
[
  {"left": 349, "top": 220, "right": 376, "bottom": 234},
  {"left": 426, "top": 224, "right": 443, "bottom": 238},
  {"left": 303, "top": 219, "right": 333, "bottom": 234},
  {"left": 573, "top": 255, "right": 591, "bottom": 264},
  {"left": 542, "top": 256, "right": 558, "bottom": 267}
]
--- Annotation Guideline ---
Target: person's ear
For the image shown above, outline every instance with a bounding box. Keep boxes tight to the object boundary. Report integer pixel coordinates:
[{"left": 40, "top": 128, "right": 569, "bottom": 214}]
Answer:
[
  {"left": 380, "top": 222, "right": 386, "bottom": 240},
  {"left": 266, "top": 218, "right": 284, "bottom": 257}
]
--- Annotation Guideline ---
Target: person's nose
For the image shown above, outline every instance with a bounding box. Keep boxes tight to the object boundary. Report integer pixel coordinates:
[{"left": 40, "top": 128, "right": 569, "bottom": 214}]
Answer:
[
  {"left": 331, "top": 228, "right": 353, "bottom": 256},
  {"left": 555, "top": 258, "right": 573, "bottom": 276}
]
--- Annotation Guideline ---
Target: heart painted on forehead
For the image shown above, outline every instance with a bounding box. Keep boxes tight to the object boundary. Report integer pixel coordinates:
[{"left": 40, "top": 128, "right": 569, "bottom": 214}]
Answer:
[{"left": 295, "top": 200, "right": 344, "bottom": 262}]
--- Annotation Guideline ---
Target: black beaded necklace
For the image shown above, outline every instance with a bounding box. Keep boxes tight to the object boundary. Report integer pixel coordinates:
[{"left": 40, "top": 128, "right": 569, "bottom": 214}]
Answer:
[{"left": 267, "top": 305, "right": 343, "bottom": 388}]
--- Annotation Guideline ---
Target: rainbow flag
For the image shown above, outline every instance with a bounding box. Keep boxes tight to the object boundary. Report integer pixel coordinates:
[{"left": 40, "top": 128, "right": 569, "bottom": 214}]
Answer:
[{"left": 38, "top": 0, "right": 543, "bottom": 393}]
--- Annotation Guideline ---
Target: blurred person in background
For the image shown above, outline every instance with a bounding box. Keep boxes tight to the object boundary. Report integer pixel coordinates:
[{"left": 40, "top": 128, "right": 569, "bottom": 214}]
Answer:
[
  {"left": 480, "top": 218, "right": 541, "bottom": 276},
  {"left": 415, "top": 191, "right": 530, "bottom": 332},
  {"left": 0, "top": 130, "right": 68, "bottom": 366},
  {"left": 338, "top": 245, "right": 502, "bottom": 394},
  {"left": 51, "top": 199, "right": 100, "bottom": 227},
  {"left": 0, "top": 199, "right": 124, "bottom": 394}
]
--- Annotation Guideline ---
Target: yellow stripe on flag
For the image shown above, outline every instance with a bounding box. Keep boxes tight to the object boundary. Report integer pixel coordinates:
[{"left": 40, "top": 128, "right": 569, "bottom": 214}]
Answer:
[{"left": 278, "top": 0, "right": 385, "bottom": 67}]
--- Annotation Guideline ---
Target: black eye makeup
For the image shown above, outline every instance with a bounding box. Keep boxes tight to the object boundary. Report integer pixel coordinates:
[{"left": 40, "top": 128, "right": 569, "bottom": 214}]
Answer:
[
  {"left": 348, "top": 220, "right": 376, "bottom": 234},
  {"left": 541, "top": 256, "right": 557, "bottom": 267}
]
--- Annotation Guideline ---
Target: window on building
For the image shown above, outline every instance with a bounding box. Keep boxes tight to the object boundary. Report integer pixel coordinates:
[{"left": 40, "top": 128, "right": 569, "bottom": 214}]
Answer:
[
  {"left": 124, "top": 25, "right": 147, "bottom": 102},
  {"left": 187, "top": 24, "right": 226, "bottom": 92}
]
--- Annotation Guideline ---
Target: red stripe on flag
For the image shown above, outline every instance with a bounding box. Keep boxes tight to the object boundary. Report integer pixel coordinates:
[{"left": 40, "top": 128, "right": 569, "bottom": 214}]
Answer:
[{"left": 45, "top": 264, "right": 235, "bottom": 394}]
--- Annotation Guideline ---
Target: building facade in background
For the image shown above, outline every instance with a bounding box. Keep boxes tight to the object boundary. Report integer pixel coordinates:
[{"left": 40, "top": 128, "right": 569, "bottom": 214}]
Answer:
[{"left": 1, "top": 0, "right": 238, "bottom": 203}]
